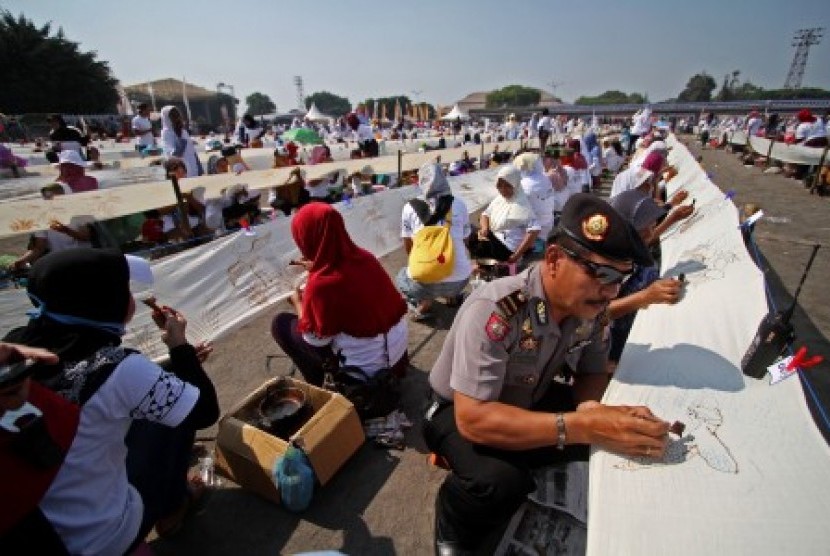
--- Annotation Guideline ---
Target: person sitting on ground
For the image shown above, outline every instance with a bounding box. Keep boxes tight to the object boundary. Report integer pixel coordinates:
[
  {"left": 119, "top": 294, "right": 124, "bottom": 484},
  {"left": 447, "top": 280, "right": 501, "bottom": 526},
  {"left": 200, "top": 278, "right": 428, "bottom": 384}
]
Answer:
[
  {"left": 285, "top": 141, "right": 301, "bottom": 165},
  {"left": 347, "top": 113, "right": 378, "bottom": 158},
  {"left": 468, "top": 165, "right": 540, "bottom": 264},
  {"left": 423, "top": 194, "right": 670, "bottom": 554},
  {"left": 603, "top": 139, "right": 625, "bottom": 174},
  {"left": 514, "top": 152, "right": 556, "bottom": 241},
  {"left": 2, "top": 248, "right": 219, "bottom": 554},
  {"left": 45, "top": 114, "right": 88, "bottom": 163},
  {"left": 610, "top": 150, "right": 664, "bottom": 199},
  {"left": 206, "top": 154, "right": 229, "bottom": 175},
  {"left": 11, "top": 184, "right": 96, "bottom": 271},
  {"left": 0, "top": 341, "right": 74, "bottom": 553},
  {"left": 235, "top": 114, "right": 264, "bottom": 148},
  {"left": 0, "top": 143, "right": 27, "bottom": 178},
  {"left": 140, "top": 209, "right": 166, "bottom": 247},
  {"left": 606, "top": 188, "right": 692, "bottom": 371},
  {"left": 53, "top": 150, "right": 98, "bottom": 193},
  {"left": 271, "top": 203, "right": 409, "bottom": 387},
  {"left": 583, "top": 131, "right": 603, "bottom": 190},
  {"left": 396, "top": 162, "right": 472, "bottom": 320},
  {"left": 160, "top": 106, "right": 203, "bottom": 177},
  {"left": 346, "top": 165, "right": 375, "bottom": 197},
  {"left": 308, "top": 145, "right": 333, "bottom": 165},
  {"left": 269, "top": 167, "right": 310, "bottom": 217},
  {"left": 221, "top": 145, "right": 251, "bottom": 173}
]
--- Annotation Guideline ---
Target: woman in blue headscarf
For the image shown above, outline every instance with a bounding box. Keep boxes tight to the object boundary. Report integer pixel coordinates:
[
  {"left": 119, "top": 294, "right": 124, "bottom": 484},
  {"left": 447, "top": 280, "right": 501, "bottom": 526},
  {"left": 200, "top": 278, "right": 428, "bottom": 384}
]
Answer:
[{"left": 583, "top": 130, "right": 603, "bottom": 191}]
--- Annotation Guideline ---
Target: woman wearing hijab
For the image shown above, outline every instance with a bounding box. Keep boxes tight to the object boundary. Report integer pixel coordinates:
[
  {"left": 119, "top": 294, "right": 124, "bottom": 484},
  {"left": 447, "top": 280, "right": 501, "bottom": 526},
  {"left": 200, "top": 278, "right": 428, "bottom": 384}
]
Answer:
[
  {"left": 396, "top": 163, "right": 472, "bottom": 320},
  {"left": 561, "top": 140, "right": 590, "bottom": 199},
  {"left": 468, "top": 165, "right": 540, "bottom": 263},
  {"left": 3, "top": 248, "right": 218, "bottom": 554},
  {"left": 160, "top": 106, "right": 203, "bottom": 178},
  {"left": 271, "top": 204, "right": 409, "bottom": 386},
  {"left": 583, "top": 131, "right": 603, "bottom": 190},
  {"left": 512, "top": 152, "right": 555, "bottom": 242}
]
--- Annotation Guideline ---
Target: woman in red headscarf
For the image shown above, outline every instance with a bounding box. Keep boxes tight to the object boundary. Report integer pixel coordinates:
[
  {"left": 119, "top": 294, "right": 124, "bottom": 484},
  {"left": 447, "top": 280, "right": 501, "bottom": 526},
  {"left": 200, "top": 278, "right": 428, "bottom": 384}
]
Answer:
[{"left": 271, "top": 203, "right": 409, "bottom": 387}]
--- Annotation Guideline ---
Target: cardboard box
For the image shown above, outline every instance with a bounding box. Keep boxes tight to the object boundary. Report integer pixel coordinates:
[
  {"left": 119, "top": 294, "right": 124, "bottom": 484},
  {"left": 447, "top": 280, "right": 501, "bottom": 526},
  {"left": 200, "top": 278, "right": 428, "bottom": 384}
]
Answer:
[{"left": 214, "top": 377, "right": 365, "bottom": 504}]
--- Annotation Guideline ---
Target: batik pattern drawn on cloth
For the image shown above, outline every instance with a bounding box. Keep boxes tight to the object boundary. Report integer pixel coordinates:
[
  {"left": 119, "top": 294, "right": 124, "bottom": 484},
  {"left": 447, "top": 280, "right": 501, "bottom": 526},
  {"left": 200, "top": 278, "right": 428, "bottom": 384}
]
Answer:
[
  {"left": 613, "top": 398, "right": 738, "bottom": 474},
  {"left": 671, "top": 237, "right": 740, "bottom": 285}
]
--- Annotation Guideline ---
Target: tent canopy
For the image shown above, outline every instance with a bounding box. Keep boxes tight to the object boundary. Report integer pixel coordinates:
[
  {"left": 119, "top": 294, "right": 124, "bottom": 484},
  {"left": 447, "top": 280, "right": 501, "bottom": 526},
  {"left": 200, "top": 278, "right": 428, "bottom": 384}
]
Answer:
[
  {"left": 441, "top": 104, "right": 471, "bottom": 121},
  {"left": 305, "top": 103, "right": 333, "bottom": 122}
]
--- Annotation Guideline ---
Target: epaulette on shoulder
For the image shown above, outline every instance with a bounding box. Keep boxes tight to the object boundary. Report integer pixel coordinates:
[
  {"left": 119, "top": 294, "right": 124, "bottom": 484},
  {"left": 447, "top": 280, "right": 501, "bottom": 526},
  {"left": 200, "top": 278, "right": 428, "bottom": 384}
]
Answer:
[{"left": 495, "top": 289, "right": 528, "bottom": 320}]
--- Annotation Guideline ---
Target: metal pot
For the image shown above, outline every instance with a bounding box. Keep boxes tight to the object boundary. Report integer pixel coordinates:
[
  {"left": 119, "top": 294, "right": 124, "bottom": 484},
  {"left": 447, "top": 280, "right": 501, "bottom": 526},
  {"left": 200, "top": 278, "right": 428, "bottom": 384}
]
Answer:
[{"left": 257, "top": 381, "right": 310, "bottom": 439}]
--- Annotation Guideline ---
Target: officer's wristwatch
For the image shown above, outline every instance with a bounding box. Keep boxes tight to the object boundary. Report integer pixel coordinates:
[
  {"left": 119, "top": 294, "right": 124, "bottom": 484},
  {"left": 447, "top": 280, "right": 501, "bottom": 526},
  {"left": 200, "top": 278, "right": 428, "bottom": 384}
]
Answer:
[{"left": 555, "top": 413, "right": 567, "bottom": 450}]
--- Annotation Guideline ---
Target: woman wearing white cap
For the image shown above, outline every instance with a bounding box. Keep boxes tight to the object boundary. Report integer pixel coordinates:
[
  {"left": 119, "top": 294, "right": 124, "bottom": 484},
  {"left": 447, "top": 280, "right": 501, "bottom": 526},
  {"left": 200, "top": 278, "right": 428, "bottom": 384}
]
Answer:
[{"left": 469, "top": 165, "right": 540, "bottom": 263}]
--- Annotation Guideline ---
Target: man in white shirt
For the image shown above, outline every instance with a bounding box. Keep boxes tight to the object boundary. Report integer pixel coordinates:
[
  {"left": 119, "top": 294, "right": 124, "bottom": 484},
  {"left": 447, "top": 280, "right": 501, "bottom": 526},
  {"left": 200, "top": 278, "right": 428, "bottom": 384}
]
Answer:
[{"left": 131, "top": 103, "right": 155, "bottom": 150}]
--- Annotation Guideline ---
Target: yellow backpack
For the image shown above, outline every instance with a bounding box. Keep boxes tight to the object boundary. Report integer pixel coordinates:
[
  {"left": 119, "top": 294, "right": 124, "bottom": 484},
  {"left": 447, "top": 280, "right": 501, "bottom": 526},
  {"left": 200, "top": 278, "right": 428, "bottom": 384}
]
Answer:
[{"left": 407, "top": 197, "right": 455, "bottom": 284}]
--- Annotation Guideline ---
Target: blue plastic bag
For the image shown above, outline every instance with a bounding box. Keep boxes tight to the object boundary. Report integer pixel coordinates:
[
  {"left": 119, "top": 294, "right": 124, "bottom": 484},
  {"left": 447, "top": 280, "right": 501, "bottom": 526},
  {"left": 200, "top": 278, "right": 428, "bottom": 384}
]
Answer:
[{"left": 273, "top": 442, "right": 315, "bottom": 512}]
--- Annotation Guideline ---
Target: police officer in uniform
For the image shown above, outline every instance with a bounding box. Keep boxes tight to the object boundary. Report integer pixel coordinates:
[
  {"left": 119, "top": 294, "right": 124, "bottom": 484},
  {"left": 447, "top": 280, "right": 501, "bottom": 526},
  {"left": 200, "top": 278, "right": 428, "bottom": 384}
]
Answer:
[{"left": 423, "top": 193, "right": 672, "bottom": 555}]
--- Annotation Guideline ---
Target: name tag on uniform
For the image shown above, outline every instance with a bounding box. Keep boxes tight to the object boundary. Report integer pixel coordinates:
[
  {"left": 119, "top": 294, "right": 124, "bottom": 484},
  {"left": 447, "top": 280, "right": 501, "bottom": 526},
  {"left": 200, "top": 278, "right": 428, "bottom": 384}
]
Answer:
[{"left": 566, "top": 339, "right": 592, "bottom": 354}]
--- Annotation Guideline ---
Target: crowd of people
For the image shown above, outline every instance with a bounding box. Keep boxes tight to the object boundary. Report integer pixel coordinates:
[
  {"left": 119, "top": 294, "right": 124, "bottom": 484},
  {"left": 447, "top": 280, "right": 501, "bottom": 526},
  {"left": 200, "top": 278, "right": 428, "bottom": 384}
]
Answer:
[{"left": 0, "top": 102, "right": 813, "bottom": 554}]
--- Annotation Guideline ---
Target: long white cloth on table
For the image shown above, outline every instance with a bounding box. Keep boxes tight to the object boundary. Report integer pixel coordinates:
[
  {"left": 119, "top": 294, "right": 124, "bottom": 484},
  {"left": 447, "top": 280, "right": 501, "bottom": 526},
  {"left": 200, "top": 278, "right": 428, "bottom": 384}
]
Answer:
[
  {"left": 0, "top": 169, "right": 499, "bottom": 360},
  {"left": 587, "top": 135, "right": 830, "bottom": 555},
  {"left": 748, "top": 135, "right": 827, "bottom": 165}
]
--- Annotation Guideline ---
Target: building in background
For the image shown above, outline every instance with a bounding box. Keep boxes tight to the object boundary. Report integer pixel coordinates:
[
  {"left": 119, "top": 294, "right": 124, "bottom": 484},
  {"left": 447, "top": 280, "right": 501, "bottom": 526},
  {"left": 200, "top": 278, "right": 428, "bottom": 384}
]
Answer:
[{"left": 124, "top": 78, "right": 238, "bottom": 133}]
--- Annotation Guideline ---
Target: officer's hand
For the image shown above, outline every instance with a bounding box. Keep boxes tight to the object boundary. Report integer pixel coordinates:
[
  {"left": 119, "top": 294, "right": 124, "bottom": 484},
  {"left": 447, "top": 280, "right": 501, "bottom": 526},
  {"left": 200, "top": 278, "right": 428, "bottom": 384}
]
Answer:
[
  {"left": 669, "top": 204, "right": 694, "bottom": 223},
  {"left": 669, "top": 189, "right": 688, "bottom": 206},
  {"left": 643, "top": 278, "right": 682, "bottom": 306},
  {"left": 577, "top": 403, "right": 670, "bottom": 458}
]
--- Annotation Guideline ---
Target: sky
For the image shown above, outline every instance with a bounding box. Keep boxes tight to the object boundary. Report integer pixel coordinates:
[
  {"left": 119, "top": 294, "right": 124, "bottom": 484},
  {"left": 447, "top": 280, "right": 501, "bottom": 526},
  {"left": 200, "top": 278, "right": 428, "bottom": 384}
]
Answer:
[{"left": 4, "top": 0, "right": 830, "bottom": 113}]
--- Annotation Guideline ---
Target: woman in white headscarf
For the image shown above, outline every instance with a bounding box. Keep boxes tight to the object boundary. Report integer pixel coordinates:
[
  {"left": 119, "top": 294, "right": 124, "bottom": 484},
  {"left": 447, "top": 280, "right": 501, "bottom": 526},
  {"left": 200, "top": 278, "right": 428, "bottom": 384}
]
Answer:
[
  {"left": 160, "top": 106, "right": 202, "bottom": 178},
  {"left": 514, "top": 152, "right": 556, "bottom": 240},
  {"left": 469, "top": 165, "right": 540, "bottom": 263}
]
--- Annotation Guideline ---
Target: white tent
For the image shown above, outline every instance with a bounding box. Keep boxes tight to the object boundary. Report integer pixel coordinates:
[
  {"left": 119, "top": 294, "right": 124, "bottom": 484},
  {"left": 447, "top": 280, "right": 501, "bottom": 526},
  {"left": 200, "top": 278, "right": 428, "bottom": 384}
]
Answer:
[
  {"left": 305, "top": 103, "right": 333, "bottom": 122},
  {"left": 441, "top": 104, "right": 471, "bottom": 121}
]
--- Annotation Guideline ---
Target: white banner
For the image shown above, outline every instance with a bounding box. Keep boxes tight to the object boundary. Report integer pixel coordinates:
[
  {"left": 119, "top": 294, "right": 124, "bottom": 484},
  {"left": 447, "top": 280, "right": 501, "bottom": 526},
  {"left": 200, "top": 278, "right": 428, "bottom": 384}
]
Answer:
[
  {"left": 587, "top": 137, "right": 830, "bottom": 555},
  {"left": 0, "top": 141, "right": 522, "bottom": 239},
  {"left": 748, "top": 135, "right": 827, "bottom": 166},
  {"left": 0, "top": 169, "right": 500, "bottom": 360}
]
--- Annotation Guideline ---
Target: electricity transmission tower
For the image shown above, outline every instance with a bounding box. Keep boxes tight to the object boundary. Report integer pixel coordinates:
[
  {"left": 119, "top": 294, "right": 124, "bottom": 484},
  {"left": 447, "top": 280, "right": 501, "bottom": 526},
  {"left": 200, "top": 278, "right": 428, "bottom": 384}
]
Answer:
[
  {"left": 547, "top": 80, "right": 564, "bottom": 100},
  {"left": 294, "top": 76, "right": 306, "bottom": 110},
  {"left": 783, "top": 28, "right": 823, "bottom": 89}
]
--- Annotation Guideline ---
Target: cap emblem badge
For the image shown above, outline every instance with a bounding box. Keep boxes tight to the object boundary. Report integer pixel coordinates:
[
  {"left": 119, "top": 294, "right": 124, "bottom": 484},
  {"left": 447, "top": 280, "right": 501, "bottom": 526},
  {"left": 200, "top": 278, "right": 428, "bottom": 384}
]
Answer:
[{"left": 582, "top": 214, "right": 608, "bottom": 241}]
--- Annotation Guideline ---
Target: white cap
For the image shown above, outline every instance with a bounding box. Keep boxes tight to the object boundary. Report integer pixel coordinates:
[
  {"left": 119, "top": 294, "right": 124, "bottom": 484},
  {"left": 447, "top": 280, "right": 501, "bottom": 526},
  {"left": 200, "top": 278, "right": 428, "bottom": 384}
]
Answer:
[{"left": 496, "top": 165, "right": 521, "bottom": 189}]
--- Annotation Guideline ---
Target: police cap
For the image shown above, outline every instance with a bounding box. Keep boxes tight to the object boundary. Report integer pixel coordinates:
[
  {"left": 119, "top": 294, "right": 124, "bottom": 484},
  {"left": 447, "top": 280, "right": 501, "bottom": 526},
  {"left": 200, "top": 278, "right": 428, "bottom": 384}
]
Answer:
[{"left": 553, "top": 193, "right": 653, "bottom": 266}]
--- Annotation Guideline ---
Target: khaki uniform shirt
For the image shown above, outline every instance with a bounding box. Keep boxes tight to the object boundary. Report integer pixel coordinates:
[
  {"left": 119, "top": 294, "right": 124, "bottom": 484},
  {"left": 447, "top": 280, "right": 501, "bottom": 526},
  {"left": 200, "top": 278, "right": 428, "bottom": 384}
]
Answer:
[{"left": 429, "top": 265, "right": 608, "bottom": 408}]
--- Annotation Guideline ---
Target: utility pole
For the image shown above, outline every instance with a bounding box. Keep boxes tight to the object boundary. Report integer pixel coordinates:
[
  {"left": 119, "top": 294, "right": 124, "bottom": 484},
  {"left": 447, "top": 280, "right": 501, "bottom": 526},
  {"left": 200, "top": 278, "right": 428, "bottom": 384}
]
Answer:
[{"left": 784, "top": 28, "right": 823, "bottom": 89}]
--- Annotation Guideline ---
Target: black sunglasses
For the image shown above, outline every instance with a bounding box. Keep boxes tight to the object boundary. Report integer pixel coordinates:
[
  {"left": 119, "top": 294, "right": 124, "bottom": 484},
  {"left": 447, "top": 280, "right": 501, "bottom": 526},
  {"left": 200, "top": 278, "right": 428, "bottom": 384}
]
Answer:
[{"left": 559, "top": 245, "right": 633, "bottom": 285}]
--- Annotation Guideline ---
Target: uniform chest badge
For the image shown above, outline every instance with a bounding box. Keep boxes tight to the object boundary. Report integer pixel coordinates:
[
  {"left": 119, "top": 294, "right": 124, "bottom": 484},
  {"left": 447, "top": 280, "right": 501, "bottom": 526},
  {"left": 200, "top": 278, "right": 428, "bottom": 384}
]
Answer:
[
  {"left": 582, "top": 213, "right": 609, "bottom": 241},
  {"left": 485, "top": 312, "right": 510, "bottom": 342},
  {"left": 535, "top": 300, "right": 548, "bottom": 326},
  {"left": 520, "top": 335, "right": 540, "bottom": 351},
  {"left": 522, "top": 318, "right": 533, "bottom": 335}
]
